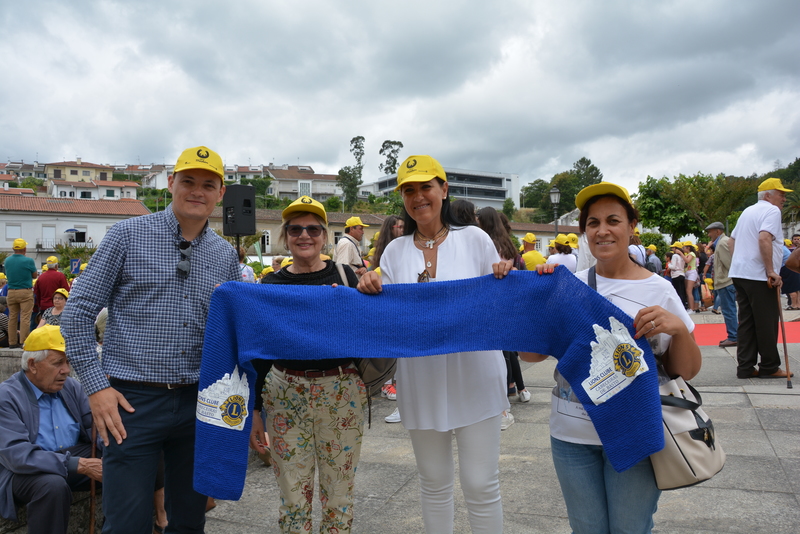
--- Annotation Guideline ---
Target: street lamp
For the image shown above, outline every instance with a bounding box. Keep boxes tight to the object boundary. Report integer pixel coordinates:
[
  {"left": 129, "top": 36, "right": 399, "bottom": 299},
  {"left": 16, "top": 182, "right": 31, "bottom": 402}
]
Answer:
[{"left": 550, "top": 186, "right": 561, "bottom": 236}]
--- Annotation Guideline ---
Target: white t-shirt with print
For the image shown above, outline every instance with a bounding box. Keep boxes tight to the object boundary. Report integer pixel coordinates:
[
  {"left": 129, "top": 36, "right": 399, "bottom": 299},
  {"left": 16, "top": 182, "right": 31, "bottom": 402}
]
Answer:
[{"left": 549, "top": 270, "right": 694, "bottom": 445}]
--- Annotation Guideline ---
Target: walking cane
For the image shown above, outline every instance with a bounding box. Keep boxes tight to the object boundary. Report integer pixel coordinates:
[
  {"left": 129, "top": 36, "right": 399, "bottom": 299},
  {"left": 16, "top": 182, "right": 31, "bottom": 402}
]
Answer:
[
  {"left": 90, "top": 423, "right": 97, "bottom": 533},
  {"left": 777, "top": 287, "right": 794, "bottom": 389}
]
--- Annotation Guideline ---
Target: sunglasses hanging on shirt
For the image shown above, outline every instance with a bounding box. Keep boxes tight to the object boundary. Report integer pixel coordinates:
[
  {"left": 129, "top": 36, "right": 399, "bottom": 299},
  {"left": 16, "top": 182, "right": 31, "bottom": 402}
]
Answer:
[{"left": 177, "top": 241, "right": 192, "bottom": 277}]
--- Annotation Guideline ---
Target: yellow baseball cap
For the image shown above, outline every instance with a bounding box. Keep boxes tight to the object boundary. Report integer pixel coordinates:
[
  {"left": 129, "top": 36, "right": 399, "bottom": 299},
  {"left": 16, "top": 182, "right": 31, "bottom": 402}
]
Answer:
[
  {"left": 12, "top": 238, "right": 27, "bottom": 250},
  {"left": 373, "top": 231, "right": 381, "bottom": 241},
  {"left": 554, "top": 234, "right": 570, "bottom": 246},
  {"left": 646, "top": 244, "right": 657, "bottom": 252},
  {"left": 80, "top": 263, "right": 88, "bottom": 272},
  {"left": 785, "top": 239, "right": 792, "bottom": 247},
  {"left": 320, "top": 254, "right": 331, "bottom": 261},
  {"left": 282, "top": 195, "right": 328, "bottom": 225},
  {"left": 519, "top": 244, "right": 524, "bottom": 252},
  {"left": 345, "top": 216, "right": 369, "bottom": 228},
  {"left": 567, "top": 233, "right": 579, "bottom": 248},
  {"left": 23, "top": 325, "right": 65, "bottom": 353},
  {"left": 634, "top": 228, "right": 640, "bottom": 236},
  {"left": 670, "top": 241, "right": 683, "bottom": 248},
  {"left": 395, "top": 155, "right": 447, "bottom": 191},
  {"left": 261, "top": 266, "right": 274, "bottom": 276},
  {"left": 46, "top": 256, "right": 58, "bottom": 264},
  {"left": 173, "top": 146, "right": 224, "bottom": 181},
  {"left": 575, "top": 182, "right": 634, "bottom": 210},
  {"left": 548, "top": 239, "right": 556, "bottom": 247},
  {"left": 0, "top": 273, "right": 6, "bottom": 279},
  {"left": 281, "top": 257, "right": 293, "bottom": 268},
  {"left": 522, "top": 233, "right": 537, "bottom": 244},
  {"left": 758, "top": 178, "right": 792, "bottom": 193},
  {"left": 42, "top": 265, "right": 48, "bottom": 271},
  {"left": 54, "top": 288, "right": 69, "bottom": 299}
]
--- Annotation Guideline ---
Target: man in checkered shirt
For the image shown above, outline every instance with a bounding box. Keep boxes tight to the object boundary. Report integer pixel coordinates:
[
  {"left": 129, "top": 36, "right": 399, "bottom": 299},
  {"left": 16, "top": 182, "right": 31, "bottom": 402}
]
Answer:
[{"left": 62, "top": 146, "right": 239, "bottom": 533}]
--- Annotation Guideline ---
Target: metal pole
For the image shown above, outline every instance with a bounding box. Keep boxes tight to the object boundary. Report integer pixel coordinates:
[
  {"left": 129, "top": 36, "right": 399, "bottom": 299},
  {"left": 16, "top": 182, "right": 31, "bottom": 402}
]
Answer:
[{"left": 554, "top": 206, "right": 559, "bottom": 236}]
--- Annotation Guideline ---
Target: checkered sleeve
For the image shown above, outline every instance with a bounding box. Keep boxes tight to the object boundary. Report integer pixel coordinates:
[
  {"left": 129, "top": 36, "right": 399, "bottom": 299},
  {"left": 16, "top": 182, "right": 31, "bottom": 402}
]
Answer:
[{"left": 62, "top": 222, "right": 127, "bottom": 395}]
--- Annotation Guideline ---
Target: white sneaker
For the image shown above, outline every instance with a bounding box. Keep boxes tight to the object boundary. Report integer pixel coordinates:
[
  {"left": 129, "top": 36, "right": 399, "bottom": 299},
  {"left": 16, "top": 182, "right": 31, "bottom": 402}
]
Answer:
[
  {"left": 517, "top": 389, "right": 531, "bottom": 403},
  {"left": 500, "top": 411, "right": 515, "bottom": 431},
  {"left": 385, "top": 408, "right": 401, "bottom": 423}
]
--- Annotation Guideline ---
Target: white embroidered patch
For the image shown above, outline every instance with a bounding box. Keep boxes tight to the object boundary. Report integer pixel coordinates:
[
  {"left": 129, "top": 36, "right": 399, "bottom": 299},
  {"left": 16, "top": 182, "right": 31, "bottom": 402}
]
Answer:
[
  {"left": 196, "top": 365, "right": 250, "bottom": 430},
  {"left": 582, "top": 317, "right": 649, "bottom": 405}
]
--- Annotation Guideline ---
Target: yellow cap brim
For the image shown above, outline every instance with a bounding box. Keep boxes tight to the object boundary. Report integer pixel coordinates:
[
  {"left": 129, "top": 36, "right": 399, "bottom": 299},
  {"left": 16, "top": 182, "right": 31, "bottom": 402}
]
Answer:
[{"left": 575, "top": 182, "right": 633, "bottom": 210}]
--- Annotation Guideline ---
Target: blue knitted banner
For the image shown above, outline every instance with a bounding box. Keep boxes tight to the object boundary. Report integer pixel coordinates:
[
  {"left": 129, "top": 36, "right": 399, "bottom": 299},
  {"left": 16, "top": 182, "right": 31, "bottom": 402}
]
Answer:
[{"left": 194, "top": 269, "right": 664, "bottom": 500}]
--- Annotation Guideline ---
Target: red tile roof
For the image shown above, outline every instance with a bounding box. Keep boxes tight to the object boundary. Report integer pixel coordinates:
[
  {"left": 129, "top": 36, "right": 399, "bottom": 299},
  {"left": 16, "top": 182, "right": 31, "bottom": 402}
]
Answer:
[
  {"left": 0, "top": 188, "right": 35, "bottom": 196},
  {"left": 0, "top": 196, "right": 151, "bottom": 216},
  {"left": 50, "top": 180, "right": 97, "bottom": 188},
  {"left": 0, "top": 174, "right": 14, "bottom": 181},
  {"left": 209, "top": 207, "right": 386, "bottom": 226},
  {"left": 94, "top": 180, "right": 140, "bottom": 188},
  {"left": 269, "top": 166, "right": 338, "bottom": 182}
]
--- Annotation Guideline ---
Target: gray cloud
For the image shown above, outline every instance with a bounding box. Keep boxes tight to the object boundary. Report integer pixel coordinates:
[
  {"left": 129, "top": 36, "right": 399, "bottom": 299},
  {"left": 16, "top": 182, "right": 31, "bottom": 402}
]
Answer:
[{"left": 1, "top": 0, "right": 798, "bottom": 196}]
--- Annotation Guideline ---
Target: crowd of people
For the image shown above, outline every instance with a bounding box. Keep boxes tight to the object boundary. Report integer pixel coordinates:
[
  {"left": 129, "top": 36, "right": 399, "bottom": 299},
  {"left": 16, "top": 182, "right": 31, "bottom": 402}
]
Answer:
[{"left": 0, "top": 144, "right": 796, "bottom": 533}]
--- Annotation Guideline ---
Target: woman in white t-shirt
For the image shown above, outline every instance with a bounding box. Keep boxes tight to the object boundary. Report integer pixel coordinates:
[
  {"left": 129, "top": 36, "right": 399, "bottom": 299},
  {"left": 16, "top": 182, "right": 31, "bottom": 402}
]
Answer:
[
  {"left": 357, "top": 155, "right": 508, "bottom": 534},
  {"left": 521, "top": 182, "right": 702, "bottom": 534},
  {"left": 546, "top": 234, "right": 578, "bottom": 272}
]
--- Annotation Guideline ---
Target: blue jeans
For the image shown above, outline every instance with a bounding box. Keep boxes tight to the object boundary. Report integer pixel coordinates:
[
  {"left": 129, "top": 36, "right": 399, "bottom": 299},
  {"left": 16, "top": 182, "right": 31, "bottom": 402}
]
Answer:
[
  {"left": 717, "top": 284, "right": 738, "bottom": 341},
  {"left": 550, "top": 436, "right": 661, "bottom": 534},
  {"left": 102, "top": 381, "right": 206, "bottom": 534}
]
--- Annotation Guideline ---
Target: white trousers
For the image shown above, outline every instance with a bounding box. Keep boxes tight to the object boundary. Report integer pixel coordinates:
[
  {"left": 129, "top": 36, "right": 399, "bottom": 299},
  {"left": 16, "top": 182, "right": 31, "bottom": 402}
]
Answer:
[{"left": 408, "top": 415, "right": 503, "bottom": 534}]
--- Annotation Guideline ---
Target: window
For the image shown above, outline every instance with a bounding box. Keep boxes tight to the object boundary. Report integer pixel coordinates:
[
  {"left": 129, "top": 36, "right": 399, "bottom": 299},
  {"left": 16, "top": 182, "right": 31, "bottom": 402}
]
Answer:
[
  {"left": 80, "top": 191, "right": 92, "bottom": 199},
  {"left": 5, "top": 224, "right": 21, "bottom": 241},
  {"left": 69, "top": 191, "right": 75, "bottom": 198},
  {"left": 106, "top": 189, "right": 115, "bottom": 197},
  {"left": 54, "top": 169, "right": 61, "bottom": 179},
  {"left": 82, "top": 170, "right": 90, "bottom": 176},
  {"left": 99, "top": 172, "right": 107, "bottom": 180},
  {"left": 126, "top": 191, "right": 131, "bottom": 198},
  {"left": 42, "top": 226, "right": 56, "bottom": 249},
  {"left": 334, "top": 231, "right": 343, "bottom": 244},
  {"left": 267, "top": 187, "right": 273, "bottom": 195},
  {"left": 60, "top": 191, "right": 66, "bottom": 197},
  {"left": 70, "top": 170, "right": 78, "bottom": 176},
  {"left": 298, "top": 181, "right": 311, "bottom": 197}
]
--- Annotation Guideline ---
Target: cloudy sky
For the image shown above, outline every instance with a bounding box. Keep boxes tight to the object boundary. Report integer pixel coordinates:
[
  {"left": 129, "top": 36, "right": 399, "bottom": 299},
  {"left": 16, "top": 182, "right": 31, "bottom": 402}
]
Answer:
[{"left": 2, "top": 0, "right": 798, "bottom": 196}]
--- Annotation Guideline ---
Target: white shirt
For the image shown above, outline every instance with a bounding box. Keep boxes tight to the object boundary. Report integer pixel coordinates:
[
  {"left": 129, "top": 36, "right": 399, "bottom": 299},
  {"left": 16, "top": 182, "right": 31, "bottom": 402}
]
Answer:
[
  {"left": 546, "top": 252, "right": 577, "bottom": 273},
  {"left": 381, "top": 225, "right": 509, "bottom": 431},
  {"left": 550, "top": 271, "right": 694, "bottom": 444},
  {"left": 729, "top": 200, "right": 783, "bottom": 281},
  {"left": 669, "top": 253, "right": 685, "bottom": 277}
]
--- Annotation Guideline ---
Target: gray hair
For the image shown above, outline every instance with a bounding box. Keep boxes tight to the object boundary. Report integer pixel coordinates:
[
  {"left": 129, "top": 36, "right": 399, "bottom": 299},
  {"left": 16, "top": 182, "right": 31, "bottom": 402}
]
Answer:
[
  {"left": 47, "top": 262, "right": 58, "bottom": 269},
  {"left": 758, "top": 190, "right": 771, "bottom": 201},
  {"left": 21, "top": 350, "right": 49, "bottom": 371}
]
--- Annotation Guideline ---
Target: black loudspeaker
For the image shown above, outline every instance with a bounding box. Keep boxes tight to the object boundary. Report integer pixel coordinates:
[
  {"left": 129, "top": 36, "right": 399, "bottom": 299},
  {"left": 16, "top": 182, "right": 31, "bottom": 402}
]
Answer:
[{"left": 222, "top": 184, "right": 256, "bottom": 236}]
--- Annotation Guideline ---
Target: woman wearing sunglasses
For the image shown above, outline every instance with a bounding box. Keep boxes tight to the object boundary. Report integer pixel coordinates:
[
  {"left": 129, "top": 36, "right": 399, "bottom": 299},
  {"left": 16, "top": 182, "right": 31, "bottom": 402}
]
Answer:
[
  {"left": 357, "top": 155, "right": 509, "bottom": 534},
  {"left": 250, "top": 195, "right": 366, "bottom": 534}
]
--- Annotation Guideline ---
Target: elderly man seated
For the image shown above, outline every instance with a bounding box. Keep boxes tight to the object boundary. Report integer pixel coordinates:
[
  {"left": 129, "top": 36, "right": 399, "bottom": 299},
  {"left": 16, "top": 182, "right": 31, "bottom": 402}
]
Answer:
[{"left": 0, "top": 325, "right": 102, "bottom": 533}]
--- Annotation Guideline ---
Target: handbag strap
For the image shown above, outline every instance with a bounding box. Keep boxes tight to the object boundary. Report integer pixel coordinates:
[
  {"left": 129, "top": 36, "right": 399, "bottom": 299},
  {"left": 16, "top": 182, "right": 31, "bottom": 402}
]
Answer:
[
  {"left": 588, "top": 265, "right": 597, "bottom": 290},
  {"left": 334, "top": 262, "right": 350, "bottom": 288},
  {"left": 661, "top": 380, "right": 702, "bottom": 410}
]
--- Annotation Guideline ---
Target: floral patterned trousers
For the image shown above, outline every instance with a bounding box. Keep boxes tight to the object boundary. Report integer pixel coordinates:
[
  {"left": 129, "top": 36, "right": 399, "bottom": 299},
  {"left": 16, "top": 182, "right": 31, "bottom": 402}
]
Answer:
[{"left": 265, "top": 367, "right": 367, "bottom": 533}]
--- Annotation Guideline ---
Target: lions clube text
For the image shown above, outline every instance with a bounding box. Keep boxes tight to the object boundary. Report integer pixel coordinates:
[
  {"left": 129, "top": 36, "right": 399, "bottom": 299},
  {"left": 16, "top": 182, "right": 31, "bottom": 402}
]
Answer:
[{"left": 194, "top": 269, "right": 666, "bottom": 499}]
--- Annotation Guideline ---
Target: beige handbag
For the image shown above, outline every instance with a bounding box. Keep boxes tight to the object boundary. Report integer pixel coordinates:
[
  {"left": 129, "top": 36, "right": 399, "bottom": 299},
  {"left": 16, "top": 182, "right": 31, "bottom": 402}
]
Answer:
[{"left": 650, "top": 377, "right": 726, "bottom": 490}]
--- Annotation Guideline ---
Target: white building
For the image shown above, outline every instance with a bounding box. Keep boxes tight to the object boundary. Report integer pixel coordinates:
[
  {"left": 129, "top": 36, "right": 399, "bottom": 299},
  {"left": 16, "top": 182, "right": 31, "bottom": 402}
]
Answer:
[
  {"left": 0, "top": 196, "right": 151, "bottom": 260},
  {"left": 364, "top": 167, "right": 520, "bottom": 211}
]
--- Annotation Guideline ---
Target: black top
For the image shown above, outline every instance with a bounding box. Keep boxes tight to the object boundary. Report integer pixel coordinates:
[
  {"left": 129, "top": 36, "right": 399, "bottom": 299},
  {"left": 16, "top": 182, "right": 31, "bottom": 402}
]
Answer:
[{"left": 252, "top": 260, "right": 358, "bottom": 410}]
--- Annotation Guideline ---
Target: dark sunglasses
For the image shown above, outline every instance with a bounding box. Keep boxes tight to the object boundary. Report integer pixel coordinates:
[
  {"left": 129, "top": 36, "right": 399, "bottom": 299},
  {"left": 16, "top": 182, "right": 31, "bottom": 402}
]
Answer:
[
  {"left": 177, "top": 241, "right": 192, "bottom": 277},
  {"left": 286, "top": 225, "right": 324, "bottom": 238}
]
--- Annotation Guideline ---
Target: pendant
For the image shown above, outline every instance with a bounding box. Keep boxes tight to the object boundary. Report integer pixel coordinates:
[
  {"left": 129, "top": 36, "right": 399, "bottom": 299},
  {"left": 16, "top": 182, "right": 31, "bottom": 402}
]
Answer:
[
  {"left": 426, "top": 260, "right": 432, "bottom": 268},
  {"left": 425, "top": 239, "right": 435, "bottom": 249},
  {"left": 417, "top": 269, "right": 430, "bottom": 283}
]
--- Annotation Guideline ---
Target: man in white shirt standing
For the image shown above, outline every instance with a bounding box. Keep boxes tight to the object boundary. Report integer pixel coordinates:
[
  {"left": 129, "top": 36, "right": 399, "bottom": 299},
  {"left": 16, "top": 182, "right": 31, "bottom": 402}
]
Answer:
[
  {"left": 729, "top": 178, "right": 794, "bottom": 379},
  {"left": 335, "top": 217, "right": 369, "bottom": 278}
]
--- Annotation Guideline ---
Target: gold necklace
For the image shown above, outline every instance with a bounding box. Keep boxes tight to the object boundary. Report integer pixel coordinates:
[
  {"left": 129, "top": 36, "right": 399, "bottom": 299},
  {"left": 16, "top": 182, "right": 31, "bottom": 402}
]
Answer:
[{"left": 415, "top": 226, "right": 449, "bottom": 250}]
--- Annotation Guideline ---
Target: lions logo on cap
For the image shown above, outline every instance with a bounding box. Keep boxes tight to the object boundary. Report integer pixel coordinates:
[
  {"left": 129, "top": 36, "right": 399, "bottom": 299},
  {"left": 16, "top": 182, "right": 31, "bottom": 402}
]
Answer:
[
  {"left": 301, "top": 197, "right": 312, "bottom": 204},
  {"left": 197, "top": 149, "right": 210, "bottom": 159},
  {"left": 220, "top": 395, "right": 247, "bottom": 427},
  {"left": 406, "top": 158, "right": 417, "bottom": 169},
  {"left": 613, "top": 343, "right": 643, "bottom": 377}
]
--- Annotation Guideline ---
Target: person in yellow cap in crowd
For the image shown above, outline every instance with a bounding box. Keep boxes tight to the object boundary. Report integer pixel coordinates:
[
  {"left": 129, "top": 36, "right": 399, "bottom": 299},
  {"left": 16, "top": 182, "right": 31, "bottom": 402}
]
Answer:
[
  {"left": 0, "top": 272, "right": 6, "bottom": 290},
  {"left": 644, "top": 244, "right": 662, "bottom": 274},
  {"left": 61, "top": 146, "right": 240, "bottom": 532},
  {"left": 521, "top": 233, "right": 546, "bottom": 271},
  {"left": 38, "top": 289, "right": 69, "bottom": 328},
  {"left": 3, "top": 239, "right": 38, "bottom": 348},
  {"left": 668, "top": 241, "right": 688, "bottom": 307},
  {"left": 547, "top": 239, "right": 557, "bottom": 257},
  {"left": 249, "top": 195, "right": 366, "bottom": 533},
  {"left": 0, "top": 325, "right": 103, "bottom": 532},
  {"left": 280, "top": 256, "right": 293, "bottom": 269},
  {"left": 729, "top": 177, "right": 794, "bottom": 379},
  {"left": 33, "top": 256, "right": 69, "bottom": 324},
  {"left": 781, "top": 234, "right": 800, "bottom": 310},
  {"left": 546, "top": 234, "right": 577, "bottom": 272},
  {"left": 567, "top": 233, "right": 580, "bottom": 261},
  {"left": 357, "top": 155, "right": 509, "bottom": 533},
  {"left": 335, "top": 216, "right": 369, "bottom": 278}
]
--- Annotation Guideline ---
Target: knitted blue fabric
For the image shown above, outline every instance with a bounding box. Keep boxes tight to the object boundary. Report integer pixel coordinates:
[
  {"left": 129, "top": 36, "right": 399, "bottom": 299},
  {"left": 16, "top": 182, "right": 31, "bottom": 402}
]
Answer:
[{"left": 195, "top": 269, "right": 664, "bottom": 500}]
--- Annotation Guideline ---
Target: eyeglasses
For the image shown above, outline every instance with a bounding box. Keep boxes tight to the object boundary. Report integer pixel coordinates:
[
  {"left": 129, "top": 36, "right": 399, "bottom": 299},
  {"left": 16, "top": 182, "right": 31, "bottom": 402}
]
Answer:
[
  {"left": 286, "top": 225, "right": 324, "bottom": 238},
  {"left": 177, "top": 241, "right": 192, "bottom": 277}
]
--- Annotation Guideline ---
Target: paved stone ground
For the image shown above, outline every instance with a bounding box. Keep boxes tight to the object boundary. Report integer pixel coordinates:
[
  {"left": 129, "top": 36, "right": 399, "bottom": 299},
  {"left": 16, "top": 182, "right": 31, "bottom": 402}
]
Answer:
[{"left": 205, "top": 315, "right": 800, "bottom": 533}]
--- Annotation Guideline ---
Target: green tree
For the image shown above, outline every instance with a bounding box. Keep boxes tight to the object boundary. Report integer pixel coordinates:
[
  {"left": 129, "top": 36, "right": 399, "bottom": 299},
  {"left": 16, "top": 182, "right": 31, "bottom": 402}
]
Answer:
[
  {"left": 336, "top": 136, "right": 366, "bottom": 211},
  {"left": 572, "top": 157, "right": 603, "bottom": 190},
  {"left": 20, "top": 177, "right": 44, "bottom": 191},
  {"left": 636, "top": 176, "right": 700, "bottom": 243},
  {"left": 502, "top": 198, "right": 516, "bottom": 220},
  {"left": 324, "top": 196, "right": 342, "bottom": 212},
  {"left": 520, "top": 179, "right": 550, "bottom": 209},
  {"left": 378, "top": 140, "right": 404, "bottom": 176}
]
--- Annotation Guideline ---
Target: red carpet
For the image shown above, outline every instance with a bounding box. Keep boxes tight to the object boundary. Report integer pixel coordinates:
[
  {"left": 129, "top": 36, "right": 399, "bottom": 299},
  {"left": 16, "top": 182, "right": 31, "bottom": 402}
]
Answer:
[{"left": 693, "top": 322, "right": 800, "bottom": 346}]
